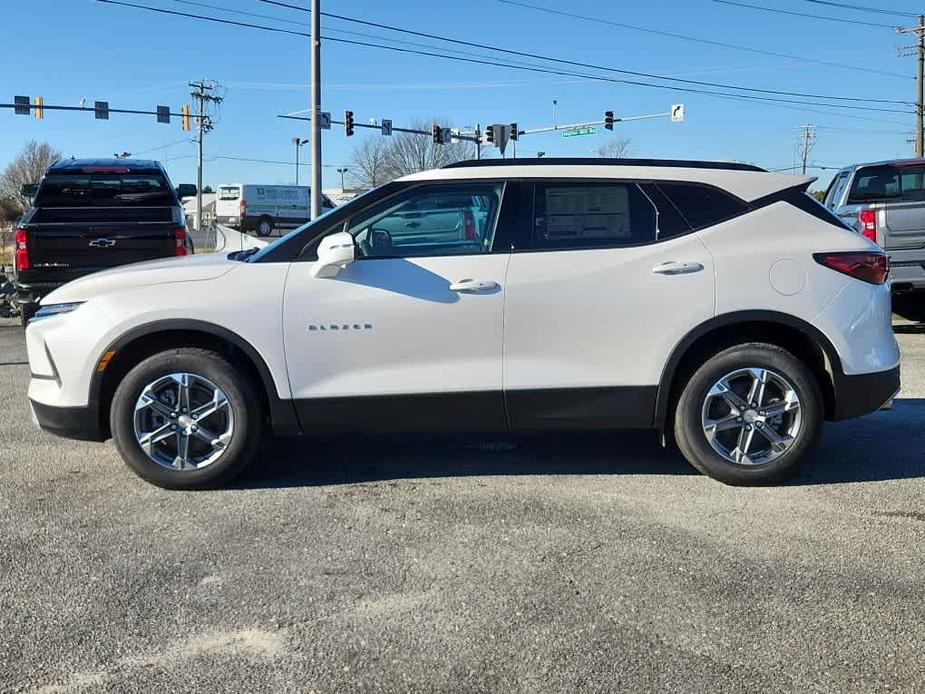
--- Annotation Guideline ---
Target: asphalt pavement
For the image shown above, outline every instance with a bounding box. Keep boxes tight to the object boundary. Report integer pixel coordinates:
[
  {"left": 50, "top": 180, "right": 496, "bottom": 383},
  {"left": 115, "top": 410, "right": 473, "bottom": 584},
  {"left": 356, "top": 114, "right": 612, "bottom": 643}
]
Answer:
[{"left": 1, "top": 318, "right": 923, "bottom": 693}]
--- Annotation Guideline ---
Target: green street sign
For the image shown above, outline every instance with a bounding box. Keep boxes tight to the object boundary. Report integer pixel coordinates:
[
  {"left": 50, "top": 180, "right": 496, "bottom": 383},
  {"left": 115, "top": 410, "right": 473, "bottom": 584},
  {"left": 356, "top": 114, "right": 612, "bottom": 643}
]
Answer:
[{"left": 562, "top": 126, "right": 596, "bottom": 138}]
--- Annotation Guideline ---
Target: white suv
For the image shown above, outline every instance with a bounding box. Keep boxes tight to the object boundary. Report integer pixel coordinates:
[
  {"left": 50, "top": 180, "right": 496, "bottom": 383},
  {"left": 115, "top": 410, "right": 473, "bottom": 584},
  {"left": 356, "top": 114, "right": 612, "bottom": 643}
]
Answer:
[{"left": 25, "top": 159, "right": 900, "bottom": 488}]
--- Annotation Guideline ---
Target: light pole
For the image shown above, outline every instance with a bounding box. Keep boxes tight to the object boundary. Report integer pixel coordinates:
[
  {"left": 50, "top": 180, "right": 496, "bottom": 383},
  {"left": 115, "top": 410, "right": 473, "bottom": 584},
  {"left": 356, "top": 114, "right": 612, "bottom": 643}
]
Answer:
[
  {"left": 292, "top": 137, "right": 307, "bottom": 185},
  {"left": 309, "top": 0, "right": 322, "bottom": 218},
  {"left": 336, "top": 167, "right": 349, "bottom": 192}
]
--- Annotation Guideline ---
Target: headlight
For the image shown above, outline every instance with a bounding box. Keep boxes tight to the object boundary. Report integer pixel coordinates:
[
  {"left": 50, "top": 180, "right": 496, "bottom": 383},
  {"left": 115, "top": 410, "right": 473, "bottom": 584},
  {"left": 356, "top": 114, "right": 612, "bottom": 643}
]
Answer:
[{"left": 31, "top": 302, "right": 84, "bottom": 322}]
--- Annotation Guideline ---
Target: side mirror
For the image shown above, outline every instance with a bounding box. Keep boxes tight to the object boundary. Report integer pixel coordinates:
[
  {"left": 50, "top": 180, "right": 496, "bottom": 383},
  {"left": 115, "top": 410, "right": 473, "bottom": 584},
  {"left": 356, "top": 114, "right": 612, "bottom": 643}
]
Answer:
[
  {"left": 311, "top": 231, "right": 355, "bottom": 278},
  {"left": 21, "top": 183, "right": 37, "bottom": 198},
  {"left": 176, "top": 184, "right": 197, "bottom": 199}
]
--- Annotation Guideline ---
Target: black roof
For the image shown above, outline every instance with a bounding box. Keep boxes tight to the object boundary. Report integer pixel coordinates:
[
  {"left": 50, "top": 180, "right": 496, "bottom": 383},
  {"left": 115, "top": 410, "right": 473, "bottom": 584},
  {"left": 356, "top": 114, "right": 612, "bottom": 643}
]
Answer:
[
  {"left": 48, "top": 158, "right": 165, "bottom": 172},
  {"left": 443, "top": 157, "right": 767, "bottom": 173}
]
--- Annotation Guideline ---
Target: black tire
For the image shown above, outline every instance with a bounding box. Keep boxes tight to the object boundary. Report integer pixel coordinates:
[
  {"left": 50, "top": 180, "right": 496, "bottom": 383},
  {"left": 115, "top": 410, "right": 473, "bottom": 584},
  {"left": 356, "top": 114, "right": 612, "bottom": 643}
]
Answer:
[
  {"left": 110, "top": 348, "right": 262, "bottom": 489},
  {"left": 19, "top": 302, "right": 37, "bottom": 327},
  {"left": 892, "top": 290, "right": 925, "bottom": 323},
  {"left": 256, "top": 216, "right": 274, "bottom": 237},
  {"left": 673, "top": 342, "right": 822, "bottom": 485}
]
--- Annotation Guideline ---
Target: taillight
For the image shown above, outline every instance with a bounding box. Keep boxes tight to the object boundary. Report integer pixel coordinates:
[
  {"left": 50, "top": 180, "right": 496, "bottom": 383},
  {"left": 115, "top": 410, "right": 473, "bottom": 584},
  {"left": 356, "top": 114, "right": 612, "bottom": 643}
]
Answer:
[
  {"left": 813, "top": 251, "right": 889, "bottom": 285},
  {"left": 239, "top": 199, "right": 247, "bottom": 216},
  {"left": 858, "top": 209, "right": 877, "bottom": 243},
  {"left": 174, "top": 227, "right": 189, "bottom": 257},
  {"left": 13, "top": 228, "right": 29, "bottom": 271},
  {"left": 464, "top": 210, "right": 476, "bottom": 241}
]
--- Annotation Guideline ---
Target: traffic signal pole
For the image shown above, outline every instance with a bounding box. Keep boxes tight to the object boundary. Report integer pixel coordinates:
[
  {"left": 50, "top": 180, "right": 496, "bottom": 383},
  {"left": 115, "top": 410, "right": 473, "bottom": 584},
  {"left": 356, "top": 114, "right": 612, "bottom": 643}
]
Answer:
[{"left": 309, "top": 0, "right": 322, "bottom": 219}]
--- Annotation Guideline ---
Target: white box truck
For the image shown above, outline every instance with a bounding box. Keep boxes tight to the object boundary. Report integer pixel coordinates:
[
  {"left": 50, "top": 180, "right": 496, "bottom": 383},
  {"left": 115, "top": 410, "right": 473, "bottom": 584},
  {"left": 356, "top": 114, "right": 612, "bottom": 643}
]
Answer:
[{"left": 215, "top": 184, "right": 334, "bottom": 236}]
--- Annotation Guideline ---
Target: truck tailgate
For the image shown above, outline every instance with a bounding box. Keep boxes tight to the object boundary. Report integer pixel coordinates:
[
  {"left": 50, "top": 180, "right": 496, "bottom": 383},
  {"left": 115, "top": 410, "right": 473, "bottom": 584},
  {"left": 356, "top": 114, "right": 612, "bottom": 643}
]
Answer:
[{"left": 882, "top": 200, "right": 925, "bottom": 251}]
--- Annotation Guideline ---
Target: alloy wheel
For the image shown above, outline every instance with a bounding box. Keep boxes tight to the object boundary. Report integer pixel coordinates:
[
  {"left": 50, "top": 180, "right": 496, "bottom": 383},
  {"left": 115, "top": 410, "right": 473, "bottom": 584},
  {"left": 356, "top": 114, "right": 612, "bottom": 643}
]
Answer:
[
  {"left": 701, "top": 367, "right": 802, "bottom": 466},
  {"left": 133, "top": 372, "right": 234, "bottom": 471}
]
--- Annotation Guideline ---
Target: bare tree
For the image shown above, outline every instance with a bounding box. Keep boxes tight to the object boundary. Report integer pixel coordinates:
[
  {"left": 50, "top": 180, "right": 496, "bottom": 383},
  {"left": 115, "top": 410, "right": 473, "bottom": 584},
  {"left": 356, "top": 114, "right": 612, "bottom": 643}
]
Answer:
[
  {"left": 0, "top": 197, "right": 23, "bottom": 226},
  {"left": 348, "top": 137, "right": 391, "bottom": 190},
  {"left": 0, "top": 141, "right": 61, "bottom": 209},
  {"left": 593, "top": 138, "right": 633, "bottom": 159},
  {"left": 348, "top": 119, "right": 476, "bottom": 189}
]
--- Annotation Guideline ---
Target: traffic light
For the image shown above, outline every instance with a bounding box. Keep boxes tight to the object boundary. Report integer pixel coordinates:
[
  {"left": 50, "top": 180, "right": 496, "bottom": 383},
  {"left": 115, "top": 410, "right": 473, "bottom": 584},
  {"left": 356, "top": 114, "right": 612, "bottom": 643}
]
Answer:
[
  {"left": 34, "top": 96, "right": 43, "bottom": 120},
  {"left": 604, "top": 110, "right": 614, "bottom": 130},
  {"left": 181, "top": 104, "right": 191, "bottom": 131},
  {"left": 344, "top": 110, "right": 354, "bottom": 137},
  {"left": 485, "top": 125, "right": 495, "bottom": 144},
  {"left": 432, "top": 124, "right": 443, "bottom": 144},
  {"left": 510, "top": 123, "right": 518, "bottom": 141}
]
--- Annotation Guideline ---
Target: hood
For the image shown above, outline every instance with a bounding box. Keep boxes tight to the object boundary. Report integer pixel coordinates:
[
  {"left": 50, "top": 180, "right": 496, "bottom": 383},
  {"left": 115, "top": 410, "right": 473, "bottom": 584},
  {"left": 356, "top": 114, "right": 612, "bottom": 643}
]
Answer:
[{"left": 41, "top": 252, "right": 238, "bottom": 304}]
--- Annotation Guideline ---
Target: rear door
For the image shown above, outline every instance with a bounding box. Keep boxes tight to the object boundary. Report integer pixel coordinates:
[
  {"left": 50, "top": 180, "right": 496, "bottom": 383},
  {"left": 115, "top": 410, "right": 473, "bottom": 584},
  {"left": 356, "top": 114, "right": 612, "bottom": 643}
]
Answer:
[
  {"left": 846, "top": 163, "right": 925, "bottom": 250},
  {"left": 27, "top": 169, "right": 177, "bottom": 283},
  {"left": 502, "top": 180, "right": 717, "bottom": 429}
]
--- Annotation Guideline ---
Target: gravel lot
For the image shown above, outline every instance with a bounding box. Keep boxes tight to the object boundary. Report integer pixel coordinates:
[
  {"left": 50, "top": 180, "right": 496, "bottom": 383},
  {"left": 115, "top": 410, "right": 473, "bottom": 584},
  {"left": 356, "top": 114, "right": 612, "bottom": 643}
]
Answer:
[{"left": 1, "top": 317, "right": 923, "bottom": 693}]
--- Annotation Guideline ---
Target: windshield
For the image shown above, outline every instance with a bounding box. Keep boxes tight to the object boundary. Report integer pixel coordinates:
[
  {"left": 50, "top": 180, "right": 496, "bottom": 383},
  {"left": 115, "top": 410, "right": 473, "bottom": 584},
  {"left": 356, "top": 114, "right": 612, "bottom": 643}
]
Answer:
[
  {"left": 244, "top": 203, "right": 344, "bottom": 262},
  {"left": 35, "top": 172, "right": 174, "bottom": 207},
  {"left": 218, "top": 186, "right": 240, "bottom": 200}
]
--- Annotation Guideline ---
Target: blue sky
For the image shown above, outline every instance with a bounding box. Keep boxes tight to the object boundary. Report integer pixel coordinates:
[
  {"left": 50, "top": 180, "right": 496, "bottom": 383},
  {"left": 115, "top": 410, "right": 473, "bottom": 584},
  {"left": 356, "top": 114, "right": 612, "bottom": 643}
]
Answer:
[{"left": 2, "top": 0, "right": 921, "bottom": 190}]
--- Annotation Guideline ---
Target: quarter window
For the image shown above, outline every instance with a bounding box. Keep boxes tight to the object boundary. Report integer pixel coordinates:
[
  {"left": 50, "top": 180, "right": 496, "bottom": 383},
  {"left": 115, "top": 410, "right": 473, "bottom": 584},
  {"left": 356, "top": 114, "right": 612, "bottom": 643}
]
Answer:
[
  {"left": 656, "top": 182, "right": 749, "bottom": 230},
  {"left": 346, "top": 183, "right": 503, "bottom": 258},
  {"left": 533, "top": 183, "right": 656, "bottom": 249}
]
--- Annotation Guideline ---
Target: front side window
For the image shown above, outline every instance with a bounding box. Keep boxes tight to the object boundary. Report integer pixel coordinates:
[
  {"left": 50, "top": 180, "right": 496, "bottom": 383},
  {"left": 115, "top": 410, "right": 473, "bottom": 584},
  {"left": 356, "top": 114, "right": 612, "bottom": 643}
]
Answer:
[
  {"left": 533, "top": 183, "right": 656, "bottom": 249},
  {"left": 346, "top": 183, "right": 503, "bottom": 258}
]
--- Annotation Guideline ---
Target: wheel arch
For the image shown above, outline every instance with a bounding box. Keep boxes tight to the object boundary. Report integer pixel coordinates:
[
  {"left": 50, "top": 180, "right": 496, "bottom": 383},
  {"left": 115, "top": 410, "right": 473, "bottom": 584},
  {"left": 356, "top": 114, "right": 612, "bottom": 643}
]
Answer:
[
  {"left": 91, "top": 319, "right": 300, "bottom": 438},
  {"left": 655, "top": 311, "right": 842, "bottom": 429}
]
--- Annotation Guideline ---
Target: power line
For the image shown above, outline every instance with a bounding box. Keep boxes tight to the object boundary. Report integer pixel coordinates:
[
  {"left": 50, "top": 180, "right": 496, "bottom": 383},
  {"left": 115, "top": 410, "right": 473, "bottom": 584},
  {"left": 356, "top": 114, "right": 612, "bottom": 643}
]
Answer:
[
  {"left": 801, "top": 0, "right": 918, "bottom": 18},
  {"left": 712, "top": 0, "right": 894, "bottom": 28},
  {"left": 494, "top": 0, "right": 908, "bottom": 79},
  {"left": 258, "top": 0, "right": 911, "bottom": 100},
  {"left": 96, "top": 0, "right": 913, "bottom": 115}
]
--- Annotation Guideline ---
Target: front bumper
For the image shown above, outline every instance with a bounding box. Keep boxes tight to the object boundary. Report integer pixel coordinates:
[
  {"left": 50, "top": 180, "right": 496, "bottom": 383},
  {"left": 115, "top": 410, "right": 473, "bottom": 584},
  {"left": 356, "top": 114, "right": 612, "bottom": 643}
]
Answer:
[
  {"left": 831, "top": 365, "right": 900, "bottom": 421},
  {"left": 30, "top": 398, "right": 105, "bottom": 442}
]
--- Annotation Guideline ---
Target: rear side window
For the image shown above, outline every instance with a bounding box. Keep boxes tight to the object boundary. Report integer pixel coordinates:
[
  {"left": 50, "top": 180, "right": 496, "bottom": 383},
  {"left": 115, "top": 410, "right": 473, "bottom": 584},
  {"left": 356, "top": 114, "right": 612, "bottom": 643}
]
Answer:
[
  {"left": 638, "top": 184, "right": 692, "bottom": 239},
  {"left": 784, "top": 190, "right": 853, "bottom": 230},
  {"left": 848, "top": 164, "right": 925, "bottom": 203},
  {"left": 656, "top": 182, "right": 749, "bottom": 230},
  {"left": 533, "top": 182, "right": 656, "bottom": 249},
  {"left": 824, "top": 171, "right": 850, "bottom": 209},
  {"left": 35, "top": 172, "right": 173, "bottom": 207}
]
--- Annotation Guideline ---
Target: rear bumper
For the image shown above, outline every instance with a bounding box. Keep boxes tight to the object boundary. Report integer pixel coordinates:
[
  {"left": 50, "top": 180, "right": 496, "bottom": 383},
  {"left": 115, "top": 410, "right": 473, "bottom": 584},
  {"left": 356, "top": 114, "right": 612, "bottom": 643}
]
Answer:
[
  {"left": 29, "top": 398, "right": 105, "bottom": 442},
  {"left": 889, "top": 262, "right": 925, "bottom": 291},
  {"left": 831, "top": 365, "right": 900, "bottom": 421}
]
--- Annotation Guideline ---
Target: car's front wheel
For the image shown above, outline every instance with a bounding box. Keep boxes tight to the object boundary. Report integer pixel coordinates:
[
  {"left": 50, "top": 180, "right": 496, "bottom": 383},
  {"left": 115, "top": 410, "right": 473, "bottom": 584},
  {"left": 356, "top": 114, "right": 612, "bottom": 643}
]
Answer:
[
  {"left": 673, "top": 343, "right": 822, "bottom": 485},
  {"left": 110, "top": 348, "right": 262, "bottom": 489}
]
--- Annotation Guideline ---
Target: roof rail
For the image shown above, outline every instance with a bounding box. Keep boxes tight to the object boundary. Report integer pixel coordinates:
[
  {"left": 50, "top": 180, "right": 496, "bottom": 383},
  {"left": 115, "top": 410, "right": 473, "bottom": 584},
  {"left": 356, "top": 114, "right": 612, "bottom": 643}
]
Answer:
[{"left": 443, "top": 157, "right": 767, "bottom": 173}]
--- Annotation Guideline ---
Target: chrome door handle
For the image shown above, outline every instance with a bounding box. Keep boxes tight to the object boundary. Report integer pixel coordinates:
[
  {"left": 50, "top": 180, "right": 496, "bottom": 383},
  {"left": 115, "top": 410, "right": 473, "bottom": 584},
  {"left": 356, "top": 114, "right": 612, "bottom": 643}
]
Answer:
[
  {"left": 449, "top": 278, "right": 500, "bottom": 293},
  {"left": 652, "top": 261, "right": 704, "bottom": 276}
]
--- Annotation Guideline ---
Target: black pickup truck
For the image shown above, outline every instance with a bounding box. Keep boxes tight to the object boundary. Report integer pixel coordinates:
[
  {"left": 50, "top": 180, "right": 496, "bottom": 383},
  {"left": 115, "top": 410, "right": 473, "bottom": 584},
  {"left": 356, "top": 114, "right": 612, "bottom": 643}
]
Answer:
[{"left": 13, "top": 158, "right": 195, "bottom": 324}]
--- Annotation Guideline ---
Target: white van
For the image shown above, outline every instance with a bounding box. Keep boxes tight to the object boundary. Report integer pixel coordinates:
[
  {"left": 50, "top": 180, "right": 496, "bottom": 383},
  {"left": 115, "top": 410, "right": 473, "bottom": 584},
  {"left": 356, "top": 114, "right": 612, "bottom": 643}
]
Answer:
[{"left": 215, "top": 184, "right": 334, "bottom": 236}]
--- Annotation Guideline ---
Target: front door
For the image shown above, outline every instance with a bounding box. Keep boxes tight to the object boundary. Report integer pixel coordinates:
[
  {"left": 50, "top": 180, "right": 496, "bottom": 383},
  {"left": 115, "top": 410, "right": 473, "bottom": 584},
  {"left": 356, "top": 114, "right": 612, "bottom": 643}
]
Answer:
[{"left": 283, "top": 181, "right": 511, "bottom": 432}]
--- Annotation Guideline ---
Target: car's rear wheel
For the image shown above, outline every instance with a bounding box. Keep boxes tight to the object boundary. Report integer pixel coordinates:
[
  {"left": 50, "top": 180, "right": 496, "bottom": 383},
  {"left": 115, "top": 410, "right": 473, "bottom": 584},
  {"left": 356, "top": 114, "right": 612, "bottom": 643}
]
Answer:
[
  {"left": 673, "top": 343, "right": 822, "bottom": 485},
  {"left": 256, "top": 216, "right": 274, "bottom": 237},
  {"left": 110, "top": 348, "right": 262, "bottom": 489}
]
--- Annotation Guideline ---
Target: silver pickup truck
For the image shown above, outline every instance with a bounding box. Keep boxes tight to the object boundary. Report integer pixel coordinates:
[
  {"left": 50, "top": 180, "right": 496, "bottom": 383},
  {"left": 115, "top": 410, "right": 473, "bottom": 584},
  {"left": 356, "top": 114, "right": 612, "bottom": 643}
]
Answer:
[{"left": 823, "top": 158, "right": 925, "bottom": 296}]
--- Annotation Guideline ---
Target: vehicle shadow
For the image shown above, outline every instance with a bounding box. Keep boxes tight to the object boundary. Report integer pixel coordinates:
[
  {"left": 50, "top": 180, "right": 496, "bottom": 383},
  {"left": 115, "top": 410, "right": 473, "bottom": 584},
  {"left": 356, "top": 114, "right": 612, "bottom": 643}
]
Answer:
[{"left": 235, "top": 398, "right": 925, "bottom": 489}]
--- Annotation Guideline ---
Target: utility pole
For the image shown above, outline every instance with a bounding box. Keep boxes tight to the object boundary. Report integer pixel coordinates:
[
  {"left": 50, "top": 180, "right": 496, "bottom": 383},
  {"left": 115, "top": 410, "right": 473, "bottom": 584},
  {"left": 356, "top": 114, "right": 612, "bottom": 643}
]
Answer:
[
  {"left": 189, "top": 80, "right": 223, "bottom": 231},
  {"left": 797, "top": 124, "right": 816, "bottom": 175},
  {"left": 897, "top": 16, "right": 925, "bottom": 157},
  {"left": 309, "top": 0, "right": 322, "bottom": 219}
]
